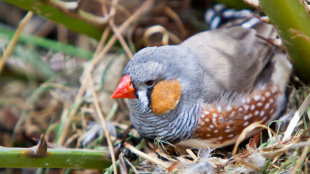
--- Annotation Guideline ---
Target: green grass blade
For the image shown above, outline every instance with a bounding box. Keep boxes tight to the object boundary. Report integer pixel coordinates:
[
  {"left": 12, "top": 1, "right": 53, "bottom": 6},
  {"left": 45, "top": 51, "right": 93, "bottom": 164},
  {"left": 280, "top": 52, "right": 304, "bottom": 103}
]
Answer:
[
  {"left": 259, "top": 0, "right": 310, "bottom": 81},
  {"left": 3, "top": 0, "right": 106, "bottom": 40},
  {"left": 0, "top": 26, "right": 94, "bottom": 59}
]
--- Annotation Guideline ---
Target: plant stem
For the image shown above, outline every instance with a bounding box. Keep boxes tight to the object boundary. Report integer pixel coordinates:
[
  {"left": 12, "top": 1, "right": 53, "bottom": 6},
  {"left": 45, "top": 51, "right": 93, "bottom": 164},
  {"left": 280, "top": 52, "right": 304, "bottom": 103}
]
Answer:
[{"left": 0, "top": 147, "right": 111, "bottom": 169}]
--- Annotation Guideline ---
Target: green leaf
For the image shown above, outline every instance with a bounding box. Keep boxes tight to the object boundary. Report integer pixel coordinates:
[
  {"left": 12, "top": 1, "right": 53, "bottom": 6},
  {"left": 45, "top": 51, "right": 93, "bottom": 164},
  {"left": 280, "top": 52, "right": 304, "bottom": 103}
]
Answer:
[
  {"left": 3, "top": 0, "right": 107, "bottom": 40},
  {"left": 259, "top": 0, "right": 310, "bottom": 82},
  {"left": 215, "top": 0, "right": 251, "bottom": 10}
]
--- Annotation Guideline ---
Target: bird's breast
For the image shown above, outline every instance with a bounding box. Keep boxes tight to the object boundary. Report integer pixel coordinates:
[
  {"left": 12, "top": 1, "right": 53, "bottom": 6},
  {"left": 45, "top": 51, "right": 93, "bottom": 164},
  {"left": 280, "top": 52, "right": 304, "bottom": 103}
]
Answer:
[{"left": 129, "top": 97, "right": 200, "bottom": 142}]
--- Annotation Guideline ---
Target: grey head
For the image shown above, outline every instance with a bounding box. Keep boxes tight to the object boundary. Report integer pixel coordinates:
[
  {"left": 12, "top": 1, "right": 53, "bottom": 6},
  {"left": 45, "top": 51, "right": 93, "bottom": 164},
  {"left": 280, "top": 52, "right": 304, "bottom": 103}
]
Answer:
[{"left": 123, "top": 45, "right": 207, "bottom": 142}]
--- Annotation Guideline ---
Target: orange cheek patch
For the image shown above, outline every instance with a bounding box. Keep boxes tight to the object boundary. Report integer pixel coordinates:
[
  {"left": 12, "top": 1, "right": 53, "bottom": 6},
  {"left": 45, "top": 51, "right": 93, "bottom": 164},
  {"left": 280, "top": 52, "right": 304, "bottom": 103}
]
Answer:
[{"left": 151, "top": 79, "right": 182, "bottom": 115}]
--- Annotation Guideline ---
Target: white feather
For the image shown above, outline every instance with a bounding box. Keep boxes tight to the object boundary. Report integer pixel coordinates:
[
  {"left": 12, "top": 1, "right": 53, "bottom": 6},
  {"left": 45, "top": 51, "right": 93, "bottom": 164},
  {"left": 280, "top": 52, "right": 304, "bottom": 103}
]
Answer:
[
  {"left": 271, "top": 52, "right": 292, "bottom": 93},
  {"left": 137, "top": 89, "right": 149, "bottom": 111}
]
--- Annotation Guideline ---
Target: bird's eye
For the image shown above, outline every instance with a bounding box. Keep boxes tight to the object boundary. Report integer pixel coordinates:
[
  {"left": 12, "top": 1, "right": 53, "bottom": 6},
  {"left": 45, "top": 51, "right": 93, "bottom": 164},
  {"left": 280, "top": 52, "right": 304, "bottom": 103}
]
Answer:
[{"left": 145, "top": 80, "right": 154, "bottom": 86}]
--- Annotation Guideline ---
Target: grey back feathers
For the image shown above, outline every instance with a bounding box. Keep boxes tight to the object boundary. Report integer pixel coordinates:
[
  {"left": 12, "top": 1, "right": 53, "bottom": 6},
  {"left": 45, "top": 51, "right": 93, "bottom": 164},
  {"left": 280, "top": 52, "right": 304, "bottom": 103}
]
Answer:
[{"left": 180, "top": 25, "right": 275, "bottom": 98}]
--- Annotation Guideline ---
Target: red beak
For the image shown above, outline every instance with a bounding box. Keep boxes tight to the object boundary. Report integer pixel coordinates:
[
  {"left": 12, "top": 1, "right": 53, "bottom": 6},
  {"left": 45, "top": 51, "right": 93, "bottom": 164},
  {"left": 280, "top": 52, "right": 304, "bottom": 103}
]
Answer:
[{"left": 111, "top": 74, "right": 137, "bottom": 99}]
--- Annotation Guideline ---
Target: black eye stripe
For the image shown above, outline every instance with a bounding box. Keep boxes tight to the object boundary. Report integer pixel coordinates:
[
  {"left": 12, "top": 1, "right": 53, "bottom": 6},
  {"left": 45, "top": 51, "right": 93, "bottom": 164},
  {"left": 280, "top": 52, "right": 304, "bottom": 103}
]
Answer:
[
  {"left": 145, "top": 80, "right": 154, "bottom": 86},
  {"left": 146, "top": 87, "right": 153, "bottom": 108}
]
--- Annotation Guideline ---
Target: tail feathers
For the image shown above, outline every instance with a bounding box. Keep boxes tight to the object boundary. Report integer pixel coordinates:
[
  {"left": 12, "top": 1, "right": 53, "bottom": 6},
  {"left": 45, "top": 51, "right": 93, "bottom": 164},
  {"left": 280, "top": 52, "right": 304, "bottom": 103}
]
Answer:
[
  {"left": 255, "top": 51, "right": 292, "bottom": 93},
  {"left": 252, "top": 21, "right": 277, "bottom": 40}
]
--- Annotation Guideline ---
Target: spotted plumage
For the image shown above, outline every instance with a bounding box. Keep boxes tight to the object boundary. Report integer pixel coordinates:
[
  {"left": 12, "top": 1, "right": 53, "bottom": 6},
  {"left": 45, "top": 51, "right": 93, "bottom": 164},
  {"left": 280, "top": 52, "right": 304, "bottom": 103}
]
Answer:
[
  {"left": 111, "top": 22, "right": 292, "bottom": 148},
  {"left": 192, "top": 84, "right": 280, "bottom": 147}
]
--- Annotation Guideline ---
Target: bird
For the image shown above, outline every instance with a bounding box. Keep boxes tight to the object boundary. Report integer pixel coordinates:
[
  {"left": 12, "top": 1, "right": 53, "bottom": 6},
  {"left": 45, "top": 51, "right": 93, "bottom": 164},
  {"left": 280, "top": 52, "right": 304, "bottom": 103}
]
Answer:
[{"left": 111, "top": 22, "right": 292, "bottom": 148}]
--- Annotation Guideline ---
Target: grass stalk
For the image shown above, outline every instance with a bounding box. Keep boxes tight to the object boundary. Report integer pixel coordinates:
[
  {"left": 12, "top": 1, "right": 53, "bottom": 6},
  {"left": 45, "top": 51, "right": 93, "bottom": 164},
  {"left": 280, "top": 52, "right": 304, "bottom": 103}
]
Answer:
[
  {"left": 0, "top": 147, "right": 111, "bottom": 169},
  {"left": 0, "top": 26, "right": 94, "bottom": 59}
]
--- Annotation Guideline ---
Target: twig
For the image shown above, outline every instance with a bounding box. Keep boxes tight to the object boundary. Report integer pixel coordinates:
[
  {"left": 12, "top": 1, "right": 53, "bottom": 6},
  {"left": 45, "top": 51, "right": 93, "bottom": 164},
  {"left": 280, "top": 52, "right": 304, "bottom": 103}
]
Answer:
[
  {"left": 93, "top": 0, "right": 155, "bottom": 65},
  {"left": 49, "top": 90, "right": 65, "bottom": 105},
  {"left": 45, "top": 121, "right": 60, "bottom": 142},
  {"left": 119, "top": 152, "right": 128, "bottom": 174},
  {"left": 290, "top": 133, "right": 310, "bottom": 174},
  {"left": 290, "top": 28, "right": 310, "bottom": 43},
  {"left": 100, "top": 0, "right": 131, "bottom": 17},
  {"left": 283, "top": 92, "right": 310, "bottom": 141},
  {"left": 143, "top": 25, "right": 181, "bottom": 46},
  {"left": 108, "top": 0, "right": 117, "bottom": 17},
  {"left": 163, "top": 6, "right": 186, "bottom": 40},
  {"left": 186, "top": 149, "right": 198, "bottom": 161},
  {"left": 125, "top": 143, "right": 170, "bottom": 169},
  {"left": 154, "top": 148, "right": 177, "bottom": 162},
  {"left": 88, "top": 73, "right": 117, "bottom": 174},
  {"left": 104, "top": 0, "right": 134, "bottom": 58},
  {"left": 0, "top": 11, "right": 33, "bottom": 75},
  {"left": 94, "top": 26, "right": 111, "bottom": 57},
  {"left": 125, "top": 157, "right": 140, "bottom": 174},
  {"left": 63, "top": 133, "right": 80, "bottom": 147},
  {"left": 232, "top": 122, "right": 277, "bottom": 156},
  {"left": 109, "top": 21, "right": 133, "bottom": 58},
  {"left": 57, "top": 97, "right": 84, "bottom": 145},
  {"left": 101, "top": 0, "right": 109, "bottom": 16}
]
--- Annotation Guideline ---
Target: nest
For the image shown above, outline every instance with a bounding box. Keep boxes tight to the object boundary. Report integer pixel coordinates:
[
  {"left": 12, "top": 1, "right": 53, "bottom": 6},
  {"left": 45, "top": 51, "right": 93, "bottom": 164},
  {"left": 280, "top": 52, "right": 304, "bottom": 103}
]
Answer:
[{"left": 0, "top": 0, "right": 310, "bottom": 173}]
